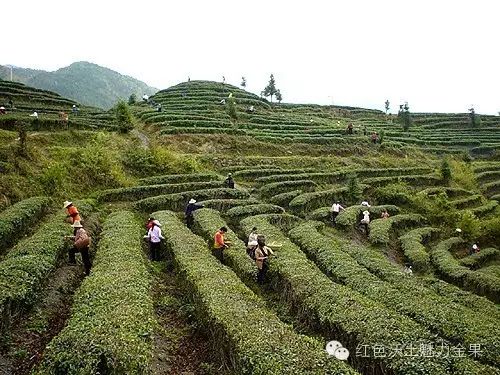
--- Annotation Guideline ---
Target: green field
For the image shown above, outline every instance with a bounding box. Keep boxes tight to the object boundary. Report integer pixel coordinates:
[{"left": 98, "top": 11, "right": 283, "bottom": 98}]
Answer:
[{"left": 0, "top": 79, "right": 498, "bottom": 374}]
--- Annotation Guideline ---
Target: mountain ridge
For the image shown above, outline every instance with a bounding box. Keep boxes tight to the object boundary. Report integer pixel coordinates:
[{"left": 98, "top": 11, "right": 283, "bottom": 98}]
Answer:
[{"left": 0, "top": 61, "right": 157, "bottom": 109}]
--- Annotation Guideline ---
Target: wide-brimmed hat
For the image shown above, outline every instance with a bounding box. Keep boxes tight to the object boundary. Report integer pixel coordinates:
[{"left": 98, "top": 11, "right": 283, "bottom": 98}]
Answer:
[
  {"left": 63, "top": 201, "right": 72, "bottom": 208},
  {"left": 248, "top": 240, "right": 258, "bottom": 246},
  {"left": 362, "top": 210, "right": 370, "bottom": 215},
  {"left": 71, "top": 221, "right": 83, "bottom": 228},
  {"left": 153, "top": 220, "right": 162, "bottom": 227},
  {"left": 189, "top": 199, "right": 196, "bottom": 204}
]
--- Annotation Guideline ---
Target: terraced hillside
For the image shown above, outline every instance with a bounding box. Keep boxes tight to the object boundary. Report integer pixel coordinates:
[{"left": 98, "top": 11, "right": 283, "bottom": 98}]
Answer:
[{"left": 0, "top": 80, "right": 499, "bottom": 374}]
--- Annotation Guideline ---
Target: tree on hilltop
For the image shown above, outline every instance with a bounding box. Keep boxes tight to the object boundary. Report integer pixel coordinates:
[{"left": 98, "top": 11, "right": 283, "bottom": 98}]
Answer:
[
  {"left": 398, "top": 102, "right": 412, "bottom": 132},
  {"left": 385, "top": 100, "right": 390, "bottom": 114},
  {"left": 128, "top": 94, "right": 136, "bottom": 105},
  {"left": 263, "top": 74, "right": 279, "bottom": 103},
  {"left": 275, "top": 89, "right": 282, "bottom": 104},
  {"left": 241, "top": 77, "right": 246, "bottom": 88}
]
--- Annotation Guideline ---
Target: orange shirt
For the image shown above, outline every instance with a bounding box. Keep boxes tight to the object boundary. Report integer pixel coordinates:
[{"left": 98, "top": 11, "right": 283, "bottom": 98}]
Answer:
[
  {"left": 214, "top": 230, "right": 225, "bottom": 249},
  {"left": 67, "top": 206, "right": 81, "bottom": 223}
]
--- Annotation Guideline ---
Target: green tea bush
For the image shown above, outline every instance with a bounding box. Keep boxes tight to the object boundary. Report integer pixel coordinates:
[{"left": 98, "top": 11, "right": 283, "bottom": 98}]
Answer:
[
  {"left": 329, "top": 205, "right": 400, "bottom": 227},
  {"left": 139, "top": 173, "right": 220, "bottom": 185},
  {"left": 153, "top": 210, "right": 357, "bottom": 374},
  {"left": 399, "top": 227, "right": 440, "bottom": 272},
  {"left": 374, "top": 182, "right": 412, "bottom": 205},
  {"left": 96, "top": 180, "right": 224, "bottom": 202},
  {"left": 0, "top": 196, "right": 50, "bottom": 252},
  {"left": 289, "top": 221, "right": 500, "bottom": 366},
  {"left": 431, "top": 238, "right": 500, "bottom": 303},
  {"left": 37, "top": 211, "right": 155, "bottom": 374},
  {"left": 134, "top": 188, "right": 250, "bottom": 212},
  {"left": 268, "top": 189, "right": 303, "bottom": 207},
  {"left": 450, "top": 194, "right": 483, "bottom": 209},
  {"left": 239, "top": 216, "right": 484, "bottom": 374},
  {"left": 225, "top": 204, "right": 284, "bottom": 221},
  {"left": 369, "top": 214, "right": 426, "bottom": 245},
  {"left": 470, "top": 200, "right": 498, "bottom": 217},
  {"left": 197, "top": 198, "right": 260, "bottom": 212},
  {"left": 259, "top": 180, "right": 316, "bottom": 198},
  {"left": 459, "top": 248, "right": 499, "bottom": 269},
  {"left": 483, "top": 180, "right": 500, "bottom": 197}
]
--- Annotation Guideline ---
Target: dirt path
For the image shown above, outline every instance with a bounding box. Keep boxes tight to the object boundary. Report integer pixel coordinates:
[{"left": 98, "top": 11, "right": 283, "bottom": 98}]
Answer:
[
  {"left": 131, "top": 128, "right": 150, "bottom": 149},
  {"left": 151, "top": 262, "right": 225, "bottom": 375},
  {"left": 0, "top": 264, "right": 84, "bottom": 375}
]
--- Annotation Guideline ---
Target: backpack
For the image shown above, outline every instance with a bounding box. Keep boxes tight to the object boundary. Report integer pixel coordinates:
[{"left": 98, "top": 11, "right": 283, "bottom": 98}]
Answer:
[{"left": 246, "top": 245, "right": 257, "bottom": 260}]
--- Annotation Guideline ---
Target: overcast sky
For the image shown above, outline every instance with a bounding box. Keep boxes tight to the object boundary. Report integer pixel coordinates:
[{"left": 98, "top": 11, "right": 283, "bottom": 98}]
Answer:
[{"left": 2, "top": 0, "right": 499, "bottom": 114}]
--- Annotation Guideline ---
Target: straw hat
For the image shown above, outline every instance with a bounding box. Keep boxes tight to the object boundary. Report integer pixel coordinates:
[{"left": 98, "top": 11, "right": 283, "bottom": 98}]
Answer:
[
  {"left": 63, "top": 201, "right": 72, "bottom": 208},
  {"left": 71, "top": 221, "right": 83, "bottom": 228},
  {"left": 362, "top": 210, "right": 370, "bottom": 216},
  {"left": 189, "top": 199, "right": 196, "bottom": 204}
]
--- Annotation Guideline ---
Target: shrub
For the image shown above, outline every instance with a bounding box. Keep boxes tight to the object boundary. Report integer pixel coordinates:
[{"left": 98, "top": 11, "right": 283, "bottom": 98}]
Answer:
[
  {"left": 399, "top": 227, "right": 440, "bottom": 272},
  {"left": 37, "top": 211, "right": 155, "bottom": 374},
  {"left": 134, "top": 188, "right": 250, "bottom": 212},
  {"left": 459, "top": 248, "right": 499, "bottom": 269},
  {"left": 411, "top": 192, "right": 456, "bottom": 226},
  {"left": 345, "top": 174, "right": 362, "bottom": 204},
  {"left": 153, "top": 210, "right": 356, "bottom": 374},
  {"left": 440, "top": 158, "right": 452, "bottom": 184},
  {"left": 138, "top": 173, "right": 220, "bottom": 185},
  {"left": 431, "top": 238, "right": 500, "bottom": 303},
  {"left": 289, "top": 221, "right": 499, "bottom": 366},
  {"left": 456, "top": 210, "right": 481, "bottom": 243},
  {"left": 225, "top": 204, "right": 284, "bottom": 221},
  {"left": 374, "top": 182, "right": 412, "bottom": 205},
  {"left": 96, "top": 180, "right": 224, "bottom": 202},
  {"left": 333, "top": 205, "right": 400, "bottom": 227},
  {"left": 268, "top": 189, "right": 303, "bottom": 207},
  {"left": 197, "top": 198, "right": 260, "bottom": 212},
  {"left": 259, "top": 180, "right": 316, "bottom": 198},
  {"left": 238, "top": 216, "right": 482, "bottom": 374},
  {"left": 114, "top": 101, "right": 134, "bottom": 133},
  {"left": 369, "top": 214, "right": 426, "bottom": 245},
  {"left": 0, "top": 196, "right": 50, "bottom": 252}
]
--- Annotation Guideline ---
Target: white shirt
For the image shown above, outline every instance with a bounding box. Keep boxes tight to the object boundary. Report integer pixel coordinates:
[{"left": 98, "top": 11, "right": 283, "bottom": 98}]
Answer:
[
  {"left": 248, "top": 232, "right": 258, "bottom": 243},
  {"left": 148, "top": 226, "right": 164, "bottom": 243},
  {"left": 362, "top": 212, "right": 370, "bottom": 223},
  {"left": 331, "top": 203, "right": 343, "bottom": 213}
]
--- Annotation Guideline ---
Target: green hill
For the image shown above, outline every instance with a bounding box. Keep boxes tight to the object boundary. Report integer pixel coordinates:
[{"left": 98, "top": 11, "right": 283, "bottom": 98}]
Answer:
[{"left": 0, "top": 61, "right": 157, "bottom": 109}]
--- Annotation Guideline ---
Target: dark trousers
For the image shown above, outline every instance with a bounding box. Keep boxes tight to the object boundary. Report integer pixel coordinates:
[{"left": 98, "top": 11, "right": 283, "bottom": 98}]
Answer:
[
  {"left": 331, "top": 211, "right": 339, "bottom": 225},
  {"left": 150, "top": 241, "right": 161, "bottom": 261},
  {"left": 257, "top": 263, "right": 268, "bottom": 284},
  {"left": 186, "top": 215, "right": 194, "bottom": 229},
  {"left": 213, "top": 247, "right": 224, "bottom": 262},
  {"left": 361, "top": 223, "right": 370, "bottom": 235},
  {"left": 69, "top": 246, "right": 92, "bottom": 275}
]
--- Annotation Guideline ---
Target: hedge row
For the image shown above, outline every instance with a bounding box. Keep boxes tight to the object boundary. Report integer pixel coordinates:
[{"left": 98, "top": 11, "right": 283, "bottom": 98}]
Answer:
[
  {"left": 399, "top": 227, "right": 441, "bottom": 272},
  {"left": 259, "top": 180, "right": 317, "bottom": 198},
  {"left": 330, "top": 205, "right": 400, "bottom": 227},
  {"left": 483, "top": 180, "right": 500, "bottom": 196},
  {"left": 138, "top": 172, "right": 220, "bottom": 185},
  {"left": 268, "top": 190, "right": 303, "bottom": 207},
  {"left": 459, "top": 248, "right": 499, "bottom": 269},
  {"left": 289, "top": 186, "right": 372, "bottom": 214},
  {"left": 430, "top": 238, "right": 500, "bottom": 303},
  {"left": 0, "top": 196, "right": 50, "bottom": 253},
  {"left": 417, "top": 187, "right": 472, "bottom": 198},
  {"left": 477, "top": 171, "right": 500, "bottom": 185},
  {"left": 232, "top": 168, "right": 315, "bottom": 179},
  {"left": 288, "top": 221, "right": 500, "bottom": 367},
  {"left": 473, "top": 163, "right": 500, "bottom": 173},
  {"left": 154, "top": 210, "right": 357, "bottom": 374},
  {"left": 363, "top": 175, "right": 441, "bottom": 188},
  {"left": 238, "top": 216, "right": 485, "bottom": 374},
  {"left": 335, "top": 230, "right": 500, "bottom": 321},
  {"left": 449, "top": 195, "right": 483, "bottom": 209},
  {"left": 96, "top": 180, "right": 224, "bottom": 202},
  {"left": 470, "top": 200, "right": 499, "bottom": 217},
  {"left": 0, "top": 212, "right": 70, "bottom": 334},
  {"left": 225, "top": 204, "right": 284, "bottom": 221},
  {"left": 369, "top": 214, "right": 426, "bottom": 245},
  {"left": 134, "top": 188, "right": 250, "bottom": 212},
  {"left": 197, "top": 198, "right": 260, "bottom": 212},
  {"left": 37, "top": 211, "right": 155, "bottom": 374}
]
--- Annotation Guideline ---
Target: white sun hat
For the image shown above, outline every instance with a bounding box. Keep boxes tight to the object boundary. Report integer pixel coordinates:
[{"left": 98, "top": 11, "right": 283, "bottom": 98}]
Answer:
[
  {"left": 153, "top": 220, "right": 162, "bottom": 227},
  {"left": 63, "top": 201, "right": 72, "bottom": 208},
  {"left": 189, "top": 199, "right": 196, "bottom": 204},
  {"left": 248, "top": 240, "right": 258, "bottom": 246},
  {"left": 71, "top": 221, "right": 83, "bottom": 228}
]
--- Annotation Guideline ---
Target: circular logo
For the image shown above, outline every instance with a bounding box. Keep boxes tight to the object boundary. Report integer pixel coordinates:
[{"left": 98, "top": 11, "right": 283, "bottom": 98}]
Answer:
[
  {"left": 334, "top": 347, "right": 350, "bottom": 360},
  {"left": 325, "top": 340, "right": 343, "bottom": 356}
]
